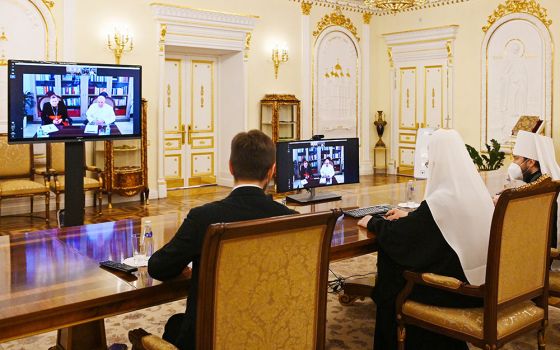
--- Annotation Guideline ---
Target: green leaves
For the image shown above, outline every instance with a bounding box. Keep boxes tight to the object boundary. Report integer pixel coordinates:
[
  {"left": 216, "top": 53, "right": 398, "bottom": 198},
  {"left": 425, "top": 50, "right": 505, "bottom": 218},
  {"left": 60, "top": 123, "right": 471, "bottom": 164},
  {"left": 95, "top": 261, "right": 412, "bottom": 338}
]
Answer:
[{"left": 465, "top": 139, "right": 505, "bottom": 171}]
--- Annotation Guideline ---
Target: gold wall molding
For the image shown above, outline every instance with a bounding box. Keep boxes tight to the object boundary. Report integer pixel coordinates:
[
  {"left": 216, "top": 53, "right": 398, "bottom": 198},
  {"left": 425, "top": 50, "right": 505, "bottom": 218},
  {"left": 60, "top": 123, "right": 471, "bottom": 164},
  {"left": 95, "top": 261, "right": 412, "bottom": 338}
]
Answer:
[
  {"left": 363, "top": 13, "right": 372, "bottom": 24},
  {"left": 387, "top": 47, "right": 393, "bottom": 68},
  {"left": 244, "top": 32, "right": 252, "bottom": 59},
  {"left": 301, "top": 1, "right": 312, "bottom": 15},
  {"left": 42, "top": 0, "right": 54, "bottom": 8},
  {"left": 482, "top": 0, "right": 552, "bottom": 32},
  {"left": 313, "top": 7, "right": 360, "bottom": 42}
]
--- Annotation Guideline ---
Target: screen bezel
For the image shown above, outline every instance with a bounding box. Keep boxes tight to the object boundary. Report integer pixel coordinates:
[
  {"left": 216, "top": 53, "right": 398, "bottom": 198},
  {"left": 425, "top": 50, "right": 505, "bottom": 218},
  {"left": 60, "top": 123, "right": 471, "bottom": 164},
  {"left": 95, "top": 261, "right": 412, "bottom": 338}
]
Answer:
[
  {"left": 7, "top": 59, "right": 142, "bottom": 144},
  {"left": 275, "top": 137, "right": 360, "bottom": 193}
]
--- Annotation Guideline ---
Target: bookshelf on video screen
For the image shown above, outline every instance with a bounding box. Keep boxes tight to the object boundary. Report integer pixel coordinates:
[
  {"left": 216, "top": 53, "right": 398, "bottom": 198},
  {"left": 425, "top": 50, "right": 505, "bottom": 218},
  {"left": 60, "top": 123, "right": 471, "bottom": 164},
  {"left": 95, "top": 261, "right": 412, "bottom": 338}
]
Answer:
[{"left": 7, "top": 60, "right": 142, "bottom": 143}]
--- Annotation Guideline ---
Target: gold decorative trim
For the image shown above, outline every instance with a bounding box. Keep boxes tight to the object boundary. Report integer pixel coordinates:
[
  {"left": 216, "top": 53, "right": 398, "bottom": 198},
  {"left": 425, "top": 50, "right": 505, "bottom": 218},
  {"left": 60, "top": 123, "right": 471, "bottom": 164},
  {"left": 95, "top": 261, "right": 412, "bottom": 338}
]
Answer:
[
  {"left": 301, "top": 1, "right": 312, "bottom": 15},
  {"left": 398, "top": 146, "right": 415, "bottom": 167},
  {"left": 165, "top": 154, "right": 183, "bottom": 179},
  {"left": 363, "top": 13, "right": 372, "bottom": 24},
  {"left": 150, "top": 2, "right": 260, "bottom": 19},
  {"left": 399, "top": 67, "right": 417, "bottom": 130},
  {"left": 244, "top": 32, "right": 252, "bottom": 59},
  {"left": 165, "top": 58, "right": 182, "bottom": 131},
  {"left": 511, "top": 174, "right": 551, "bottom": 192},
  {"left": 291, "top": 0, "right": 470, "bottom": 15},
  {"left": 192, "top": 136, "right": 214, "bottom": 149},
  {"left": 313, "top": 7, "right": 360, "bottom": 42},
  {"left": 0, "top": 29, "right": 8, "bottom": 66},
  {"left": 387, "top": 47, "right": 394, "bottom": 68},
  {"left": 190, "top": 152, "right": 215, "bottom": 177},
  {"left": 42, "top": 0, "right": 54, "bottom": 8},
  {"left": 159, "top": 24, "right": 167, "bottom": 52},
  {"left": 423, "top": 65, "right": 443, "bottom": 128},
  {"left": 191, "top": 60, "right": 214, "bottom": 133},
  {"left": 482, "top": 0, "right": 552, "bottom": 33},
  {"left": 399, "top": 133, "right": 416, "bottom": 144}
]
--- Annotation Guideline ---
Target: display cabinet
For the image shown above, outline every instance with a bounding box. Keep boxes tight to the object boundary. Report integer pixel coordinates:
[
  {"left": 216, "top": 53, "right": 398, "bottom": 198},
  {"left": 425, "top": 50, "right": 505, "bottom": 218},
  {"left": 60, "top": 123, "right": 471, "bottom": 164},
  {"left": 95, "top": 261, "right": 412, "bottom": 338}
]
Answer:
[
  {"left": 260, "top": 94, "right": 301, "bottom": 142},
  {"left": 94, "top": 98, "right": 148, "bottom": 207}
]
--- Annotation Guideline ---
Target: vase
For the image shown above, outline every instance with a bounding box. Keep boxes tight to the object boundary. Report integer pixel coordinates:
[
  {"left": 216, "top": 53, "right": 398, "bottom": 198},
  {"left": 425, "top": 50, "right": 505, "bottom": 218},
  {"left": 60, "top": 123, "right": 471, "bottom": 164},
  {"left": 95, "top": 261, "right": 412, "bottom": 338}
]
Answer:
[{"left": 374, "top": 111, "right": 387, "bottom": 148}]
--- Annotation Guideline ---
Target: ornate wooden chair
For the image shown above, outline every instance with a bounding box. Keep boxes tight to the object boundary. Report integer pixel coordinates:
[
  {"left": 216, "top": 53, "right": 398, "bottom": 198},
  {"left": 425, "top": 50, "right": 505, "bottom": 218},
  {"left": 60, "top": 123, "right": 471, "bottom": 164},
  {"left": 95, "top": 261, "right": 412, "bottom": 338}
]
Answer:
[
  {"left": 128, "top": 210, "right": 341, "bottom": 350},
  {"left": 0, "top": 135, "right": 50, "bottom": 222},
  {"left": 396, "top": 176, "right": 559, "bottom": 350},
  {"left": 46, "top": 143, "right": 104, "bottom": 214}
]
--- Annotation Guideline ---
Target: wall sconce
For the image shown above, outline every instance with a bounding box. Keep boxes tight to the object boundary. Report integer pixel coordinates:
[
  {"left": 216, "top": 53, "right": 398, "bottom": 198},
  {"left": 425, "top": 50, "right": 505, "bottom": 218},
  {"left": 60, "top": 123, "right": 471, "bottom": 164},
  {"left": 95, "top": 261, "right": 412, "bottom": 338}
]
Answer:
[
  {"left": 272, "top": 44, "right": 288, "bottom": 79},
  {"left": 107, "top": 26, "right": 133, "bottom": 65},
  {"left": 0, "top": 28, "right": 8, "bottom": 66}
]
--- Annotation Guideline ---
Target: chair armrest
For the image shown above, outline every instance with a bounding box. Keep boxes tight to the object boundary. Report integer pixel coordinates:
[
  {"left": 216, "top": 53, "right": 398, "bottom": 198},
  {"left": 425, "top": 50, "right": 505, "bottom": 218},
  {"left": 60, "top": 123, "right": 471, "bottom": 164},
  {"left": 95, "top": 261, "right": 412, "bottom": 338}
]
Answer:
[
  {"left": 551, "top": 248, "right": 559, "bottom": 259},
  {"left": 85, "top": 165, "right": 102, "bottom": 173},
  {"left": 403, "top": 271, "right": 484, "bottom": 297}
]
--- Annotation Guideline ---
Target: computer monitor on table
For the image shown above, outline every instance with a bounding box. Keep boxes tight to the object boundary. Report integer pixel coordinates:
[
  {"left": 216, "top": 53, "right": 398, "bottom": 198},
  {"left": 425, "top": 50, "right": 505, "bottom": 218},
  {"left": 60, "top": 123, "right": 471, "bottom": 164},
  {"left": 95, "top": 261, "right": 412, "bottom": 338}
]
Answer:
[{"left": 276, "top": 137, "right": 360, "bottom": 204}]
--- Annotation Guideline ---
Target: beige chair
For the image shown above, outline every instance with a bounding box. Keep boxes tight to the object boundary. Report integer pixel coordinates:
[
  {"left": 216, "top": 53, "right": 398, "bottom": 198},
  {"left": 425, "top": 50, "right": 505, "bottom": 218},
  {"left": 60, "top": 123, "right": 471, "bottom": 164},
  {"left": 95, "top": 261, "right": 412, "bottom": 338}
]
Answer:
[
  {"left": 0, "top": 135, "right": 50, "bottom": 222},
  {"left": 129, "top": 210, "right": 342, "bottom": 350},
  {"left": 46, "top": 143, "right": 104, "bottom": 214},
  {"left": 396, "top": 176, "right": 559, "bottom": 350}
]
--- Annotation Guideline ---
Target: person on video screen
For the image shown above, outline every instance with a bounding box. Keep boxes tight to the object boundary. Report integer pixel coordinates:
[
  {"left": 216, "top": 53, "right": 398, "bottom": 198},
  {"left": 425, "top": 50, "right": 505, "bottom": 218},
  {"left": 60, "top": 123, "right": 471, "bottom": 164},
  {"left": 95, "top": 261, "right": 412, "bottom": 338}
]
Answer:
[
  {"left": 41, "top": 93, "right": 71, "bottom": 126},
  {"left": 299, "top": 159, "right": 312, "bottom": 180},
  {"left": 320, "top": 157, "right": 335, "bottom": 181},
  {"left": 86, "top": 94, "right": 116, "bottom": 125}
]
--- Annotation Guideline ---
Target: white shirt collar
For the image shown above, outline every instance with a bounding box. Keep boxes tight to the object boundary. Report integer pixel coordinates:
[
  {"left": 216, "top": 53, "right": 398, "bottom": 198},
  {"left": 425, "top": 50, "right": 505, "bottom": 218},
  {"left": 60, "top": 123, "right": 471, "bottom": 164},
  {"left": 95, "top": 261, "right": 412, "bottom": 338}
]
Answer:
[{"left": 232, "top": 184, "right": 263, "bottom": 191}]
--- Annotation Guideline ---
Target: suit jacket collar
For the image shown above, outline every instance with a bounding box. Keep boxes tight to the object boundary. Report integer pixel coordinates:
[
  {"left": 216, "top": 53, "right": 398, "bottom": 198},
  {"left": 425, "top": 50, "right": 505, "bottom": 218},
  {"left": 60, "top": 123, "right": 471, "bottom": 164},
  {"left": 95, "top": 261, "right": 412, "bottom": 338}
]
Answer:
[{"left": 228, "top": 186, "right": 267, "bottom": 198}]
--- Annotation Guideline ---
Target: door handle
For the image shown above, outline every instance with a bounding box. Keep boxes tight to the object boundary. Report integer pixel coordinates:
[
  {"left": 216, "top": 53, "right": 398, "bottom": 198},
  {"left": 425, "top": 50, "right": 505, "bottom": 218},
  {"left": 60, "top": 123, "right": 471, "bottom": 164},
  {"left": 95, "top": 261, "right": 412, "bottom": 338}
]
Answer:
[
  {"left": 187, "top": 124, "right": 193, "bottom": 145},
  {"left": 180, "top": 124, "right": 186, "bottom": 145}
]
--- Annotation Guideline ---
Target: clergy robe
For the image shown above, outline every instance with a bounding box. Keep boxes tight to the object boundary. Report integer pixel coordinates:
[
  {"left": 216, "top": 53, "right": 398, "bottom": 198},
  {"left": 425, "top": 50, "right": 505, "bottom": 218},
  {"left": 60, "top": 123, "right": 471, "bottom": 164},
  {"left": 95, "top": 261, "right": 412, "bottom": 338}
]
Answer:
[{"left": 367, "top": 200, "right": 483, "bottom": 350}]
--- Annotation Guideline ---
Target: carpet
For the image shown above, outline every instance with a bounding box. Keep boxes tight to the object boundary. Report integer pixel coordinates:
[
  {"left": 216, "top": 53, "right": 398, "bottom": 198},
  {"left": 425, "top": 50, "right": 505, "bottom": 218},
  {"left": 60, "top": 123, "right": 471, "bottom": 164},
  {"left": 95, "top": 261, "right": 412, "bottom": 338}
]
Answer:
[{"left": 1, "top": 253, "right": 559, "bottom": 349}]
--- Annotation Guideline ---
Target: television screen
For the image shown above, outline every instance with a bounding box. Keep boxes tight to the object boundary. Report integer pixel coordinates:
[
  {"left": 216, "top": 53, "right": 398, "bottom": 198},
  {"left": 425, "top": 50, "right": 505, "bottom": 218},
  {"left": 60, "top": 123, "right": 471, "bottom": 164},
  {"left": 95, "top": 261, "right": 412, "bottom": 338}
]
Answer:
[
  {"left": 276, "top": 138, "right": 360, "bottom": 193},
  {"left": 7, "top": 60, "right": 142, "bottom": 143}
]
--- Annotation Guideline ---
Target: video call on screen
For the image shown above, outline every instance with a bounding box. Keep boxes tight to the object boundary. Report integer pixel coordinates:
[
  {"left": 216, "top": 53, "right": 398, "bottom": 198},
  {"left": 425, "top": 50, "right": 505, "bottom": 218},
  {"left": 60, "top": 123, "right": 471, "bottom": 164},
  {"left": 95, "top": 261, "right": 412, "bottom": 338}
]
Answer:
[
  {"left": 8, "top": 60, "right": 142, "bottom": 143},
  {"left": 276, "top": 138, "right": 360, "bottom": 193}
]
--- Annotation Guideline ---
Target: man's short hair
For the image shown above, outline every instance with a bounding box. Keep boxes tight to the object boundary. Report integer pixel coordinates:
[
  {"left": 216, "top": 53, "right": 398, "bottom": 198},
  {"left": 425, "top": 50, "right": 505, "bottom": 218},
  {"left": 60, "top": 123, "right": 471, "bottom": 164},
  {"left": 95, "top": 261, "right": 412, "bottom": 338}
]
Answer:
[{"left": 230, "top": 130, "right": 275, "bottom": 181}]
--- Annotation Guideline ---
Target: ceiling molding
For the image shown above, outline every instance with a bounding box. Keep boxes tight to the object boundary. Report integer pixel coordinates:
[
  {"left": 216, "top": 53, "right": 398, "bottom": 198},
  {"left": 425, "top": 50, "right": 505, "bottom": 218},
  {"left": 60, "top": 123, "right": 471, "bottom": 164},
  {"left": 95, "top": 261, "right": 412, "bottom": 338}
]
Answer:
[{"left": 290, "top": 0, "right": 471, "bottom": 15}]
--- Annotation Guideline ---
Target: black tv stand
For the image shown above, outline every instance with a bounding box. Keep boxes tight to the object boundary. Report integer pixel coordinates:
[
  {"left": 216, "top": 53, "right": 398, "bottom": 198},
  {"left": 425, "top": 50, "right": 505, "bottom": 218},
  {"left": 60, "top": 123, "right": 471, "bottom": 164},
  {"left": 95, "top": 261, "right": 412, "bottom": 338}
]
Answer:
[
  {"left": 64, "top": 142, "right": 85, "bottom": 227},
  {"left": 286, "top": 188, "right": 341, "bottom": 204}
]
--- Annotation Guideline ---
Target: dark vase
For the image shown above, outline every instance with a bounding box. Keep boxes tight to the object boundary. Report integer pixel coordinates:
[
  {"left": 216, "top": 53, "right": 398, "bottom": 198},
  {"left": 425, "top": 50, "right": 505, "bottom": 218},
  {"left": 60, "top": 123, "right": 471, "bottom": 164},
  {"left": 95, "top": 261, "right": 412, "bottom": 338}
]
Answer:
[{"left": 374, "top": 111, "right": 387, "bottom": 148}]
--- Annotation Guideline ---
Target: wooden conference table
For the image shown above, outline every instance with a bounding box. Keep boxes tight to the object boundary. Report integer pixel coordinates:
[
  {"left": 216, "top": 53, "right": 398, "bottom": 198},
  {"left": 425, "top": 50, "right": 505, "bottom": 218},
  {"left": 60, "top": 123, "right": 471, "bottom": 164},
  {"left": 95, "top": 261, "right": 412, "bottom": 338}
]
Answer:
[{"left": 0, "top": 172, "right": 506, "bottom": 349}]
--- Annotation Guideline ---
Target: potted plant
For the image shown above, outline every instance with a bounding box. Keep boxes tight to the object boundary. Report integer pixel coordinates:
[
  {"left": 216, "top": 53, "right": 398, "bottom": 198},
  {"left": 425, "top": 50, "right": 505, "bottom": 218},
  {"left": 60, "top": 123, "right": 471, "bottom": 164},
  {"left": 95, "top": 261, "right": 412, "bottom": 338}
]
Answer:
[{"left": 465, "top": 139, "right": 505, "bottom": 171}]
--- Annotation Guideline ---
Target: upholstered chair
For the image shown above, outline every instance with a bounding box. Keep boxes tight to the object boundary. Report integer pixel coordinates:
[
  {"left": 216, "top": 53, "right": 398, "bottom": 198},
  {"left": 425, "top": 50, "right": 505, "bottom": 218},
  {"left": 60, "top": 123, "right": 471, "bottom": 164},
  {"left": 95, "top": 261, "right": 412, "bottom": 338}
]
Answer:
[
  {"left": 128, "top": 210, "right": 341, "bottom": 350},
  {"left": 396, "top": 176, "right": 560, "bottom": 350},
  {"left": 0, "top": 135, "right": 50, "bottom": 222},
  {"left": 46, "top": 143, "right": 104, "bottom": 214}
]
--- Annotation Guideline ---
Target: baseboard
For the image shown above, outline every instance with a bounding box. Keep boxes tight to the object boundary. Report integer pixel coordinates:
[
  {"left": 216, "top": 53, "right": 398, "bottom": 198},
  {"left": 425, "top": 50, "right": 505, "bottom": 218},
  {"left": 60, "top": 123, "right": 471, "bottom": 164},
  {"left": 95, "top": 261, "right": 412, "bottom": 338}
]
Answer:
[{"left": 360, "top": 161, "right": 374, "bottom": 175}]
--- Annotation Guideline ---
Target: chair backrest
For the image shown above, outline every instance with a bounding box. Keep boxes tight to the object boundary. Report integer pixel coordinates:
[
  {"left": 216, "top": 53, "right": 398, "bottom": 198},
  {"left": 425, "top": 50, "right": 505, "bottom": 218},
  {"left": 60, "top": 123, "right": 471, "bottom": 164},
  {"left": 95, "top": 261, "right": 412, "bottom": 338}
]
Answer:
[
  {"left": 0, "top": 134, "right": 33, "bottom": 179},
  {"left": 196, "top": 210, "right": 341, "bottom": 350},
  {"left": 486, "top": 176, "right": 559, "bottom": 308},
  {"left": 46, "top": 142, "right": 65, "bottom": 173}
]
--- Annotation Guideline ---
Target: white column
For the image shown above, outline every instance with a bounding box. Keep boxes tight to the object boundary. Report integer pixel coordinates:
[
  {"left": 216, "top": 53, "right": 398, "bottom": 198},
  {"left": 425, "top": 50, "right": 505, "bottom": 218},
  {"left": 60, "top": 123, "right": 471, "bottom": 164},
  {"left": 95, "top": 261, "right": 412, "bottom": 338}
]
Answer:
[
  {"left": 301, "top": 4, "right": 312, "bottom": 139},
  {"left": 157, "top": 27, "right": 167, "bottom": 198},
  {"left": 360, "top": 16, "right": 372, "bottom": 174}
]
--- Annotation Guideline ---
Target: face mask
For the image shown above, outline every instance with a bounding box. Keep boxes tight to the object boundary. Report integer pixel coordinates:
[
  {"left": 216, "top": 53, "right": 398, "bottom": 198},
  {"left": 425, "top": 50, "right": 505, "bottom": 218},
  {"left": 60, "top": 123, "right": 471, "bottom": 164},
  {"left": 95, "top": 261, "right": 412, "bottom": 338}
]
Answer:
[{"left": 507, "top": 162, "right": 523, "bottom": 181}]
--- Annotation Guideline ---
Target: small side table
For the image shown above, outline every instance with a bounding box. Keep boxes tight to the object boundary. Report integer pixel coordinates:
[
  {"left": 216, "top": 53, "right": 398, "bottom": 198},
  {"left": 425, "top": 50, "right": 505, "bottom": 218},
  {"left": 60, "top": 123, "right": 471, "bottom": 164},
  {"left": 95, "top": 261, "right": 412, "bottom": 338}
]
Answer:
[{"left": 373, "top": 147, "right": 388, "bottom": 175}]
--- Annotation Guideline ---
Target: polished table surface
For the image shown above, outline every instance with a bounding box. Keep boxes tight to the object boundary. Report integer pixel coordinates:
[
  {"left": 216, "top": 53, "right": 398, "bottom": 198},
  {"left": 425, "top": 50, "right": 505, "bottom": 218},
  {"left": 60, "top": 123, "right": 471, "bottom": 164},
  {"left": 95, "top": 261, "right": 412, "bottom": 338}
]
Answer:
[
  {"left": 0, "top": 171, "right": 507, "bottom": 343},
  {"left": 0, "top": 211, "right": 371, "bottom": 343}
]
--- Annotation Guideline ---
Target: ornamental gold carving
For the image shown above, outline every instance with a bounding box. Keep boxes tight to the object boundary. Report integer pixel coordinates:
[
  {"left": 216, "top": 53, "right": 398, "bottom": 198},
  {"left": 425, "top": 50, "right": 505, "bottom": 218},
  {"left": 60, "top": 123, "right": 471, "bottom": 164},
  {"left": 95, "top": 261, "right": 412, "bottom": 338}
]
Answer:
[
  {"left": 301, "top": 1, "right": 312, "bottom": 15},
  {"left": 313, "top": 7, "right": 360, "bottom": 42},
  {"left": 363, "top": 13, "right": 372, "bottom": 24},
  {"left": 482, "top": 0, "right": 552, "bottom": 32},
  {"left": 42, "top": 0, "right": 54, "bottom": 8}
]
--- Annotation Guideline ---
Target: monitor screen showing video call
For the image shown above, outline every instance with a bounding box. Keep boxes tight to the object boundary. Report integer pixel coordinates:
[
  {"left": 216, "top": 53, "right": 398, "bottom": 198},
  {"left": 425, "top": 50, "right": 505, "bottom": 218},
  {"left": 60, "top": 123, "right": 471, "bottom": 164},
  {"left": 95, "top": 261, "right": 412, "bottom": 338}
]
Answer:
[
  {"left": 7, "top": 60, "right": 142, "bottom": 143},
  {"left": 276, "top": 138, "right": 360, "bottom": 193}
]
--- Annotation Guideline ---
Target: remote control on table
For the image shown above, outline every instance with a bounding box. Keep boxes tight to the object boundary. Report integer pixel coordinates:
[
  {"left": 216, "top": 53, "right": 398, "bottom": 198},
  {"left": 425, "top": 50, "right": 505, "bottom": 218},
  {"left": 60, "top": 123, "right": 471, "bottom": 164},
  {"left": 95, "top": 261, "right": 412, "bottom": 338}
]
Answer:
[{"left": 99, "top": 260, "right": 138, "bottom": 273}]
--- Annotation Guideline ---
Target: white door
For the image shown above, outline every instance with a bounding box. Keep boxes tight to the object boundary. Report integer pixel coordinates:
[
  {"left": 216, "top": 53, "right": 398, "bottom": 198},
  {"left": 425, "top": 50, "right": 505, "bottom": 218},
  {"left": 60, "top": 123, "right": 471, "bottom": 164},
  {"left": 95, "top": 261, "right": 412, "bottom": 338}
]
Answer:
[
  {"left": 163, "top": 57, "right": 217, "bottom": 188},
  {"left": 394, "top": 61, "right": 448, "bottom": 175}
]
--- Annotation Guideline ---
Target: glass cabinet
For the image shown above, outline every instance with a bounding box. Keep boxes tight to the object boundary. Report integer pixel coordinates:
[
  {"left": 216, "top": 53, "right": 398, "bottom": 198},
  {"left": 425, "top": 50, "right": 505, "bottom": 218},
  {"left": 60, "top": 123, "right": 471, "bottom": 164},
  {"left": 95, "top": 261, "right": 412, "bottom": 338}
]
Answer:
[
  {"left": 93, "top": 99, "right": 148, "bottom": 207},
  {"left": 260, "top": 94, "right": 301, "bottom": 142}
]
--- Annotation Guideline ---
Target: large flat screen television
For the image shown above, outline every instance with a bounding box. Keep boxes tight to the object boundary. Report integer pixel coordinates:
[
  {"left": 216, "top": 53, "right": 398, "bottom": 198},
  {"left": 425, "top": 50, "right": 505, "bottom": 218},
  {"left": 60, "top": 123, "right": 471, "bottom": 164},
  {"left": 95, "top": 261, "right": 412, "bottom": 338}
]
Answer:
[
  {"left": 276, "top": 137, "right": 360, "bottom": 203},
  {"left": 7, "top": 60, "right": 142, "bottom": 143}
]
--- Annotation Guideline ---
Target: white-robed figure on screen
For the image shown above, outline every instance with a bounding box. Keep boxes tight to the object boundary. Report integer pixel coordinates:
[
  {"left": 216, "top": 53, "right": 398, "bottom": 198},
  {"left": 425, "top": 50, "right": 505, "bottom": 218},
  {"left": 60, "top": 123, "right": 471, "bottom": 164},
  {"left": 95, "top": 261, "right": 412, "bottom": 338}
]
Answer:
[
  {"left": 357, "top": 129, "right": 494, "bottom": 350},
  {"left": 320, "top": 157, "right": 335, "bottom": 179},
  {"left": 86, "top": 95, "right": 116, "bottom": 125}
]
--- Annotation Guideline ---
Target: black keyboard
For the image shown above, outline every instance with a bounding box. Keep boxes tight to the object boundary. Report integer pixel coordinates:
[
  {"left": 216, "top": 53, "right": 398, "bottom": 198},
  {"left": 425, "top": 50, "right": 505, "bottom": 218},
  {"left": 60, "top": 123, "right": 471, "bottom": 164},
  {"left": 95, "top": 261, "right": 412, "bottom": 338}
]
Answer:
[{"left": 343, "top": 204, "right": 393, "bottom": 218}]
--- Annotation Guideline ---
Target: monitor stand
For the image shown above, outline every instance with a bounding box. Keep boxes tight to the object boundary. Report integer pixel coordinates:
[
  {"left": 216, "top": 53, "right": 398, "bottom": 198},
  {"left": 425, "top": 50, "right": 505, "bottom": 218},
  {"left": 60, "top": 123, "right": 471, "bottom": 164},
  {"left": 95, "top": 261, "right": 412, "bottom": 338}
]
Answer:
[{"left": 286, "top": 188, "right": 341, "bottom": 204}]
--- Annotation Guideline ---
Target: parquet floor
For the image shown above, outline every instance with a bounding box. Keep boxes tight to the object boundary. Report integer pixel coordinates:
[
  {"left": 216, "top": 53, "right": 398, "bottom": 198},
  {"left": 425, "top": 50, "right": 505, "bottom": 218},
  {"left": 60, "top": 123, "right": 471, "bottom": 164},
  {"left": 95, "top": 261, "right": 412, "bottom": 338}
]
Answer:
[{"left": 0, "top": 174, "right": 410, "bottom": 236}]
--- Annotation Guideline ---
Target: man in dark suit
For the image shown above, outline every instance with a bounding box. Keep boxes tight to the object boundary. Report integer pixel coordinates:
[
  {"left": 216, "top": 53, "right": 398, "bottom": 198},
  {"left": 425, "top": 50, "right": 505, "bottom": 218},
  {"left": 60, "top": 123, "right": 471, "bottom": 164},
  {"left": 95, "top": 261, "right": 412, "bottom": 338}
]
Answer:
[{"left": 141, "top": 130, "right": 296, "bottom": 350}]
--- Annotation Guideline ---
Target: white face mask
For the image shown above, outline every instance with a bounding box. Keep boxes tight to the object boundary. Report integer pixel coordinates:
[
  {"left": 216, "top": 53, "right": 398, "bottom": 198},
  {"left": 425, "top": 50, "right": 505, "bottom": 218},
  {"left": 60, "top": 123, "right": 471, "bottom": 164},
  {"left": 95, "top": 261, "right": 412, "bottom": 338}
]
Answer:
[{"left": 507, "top": 162, "right": 523, "bottom": 181}]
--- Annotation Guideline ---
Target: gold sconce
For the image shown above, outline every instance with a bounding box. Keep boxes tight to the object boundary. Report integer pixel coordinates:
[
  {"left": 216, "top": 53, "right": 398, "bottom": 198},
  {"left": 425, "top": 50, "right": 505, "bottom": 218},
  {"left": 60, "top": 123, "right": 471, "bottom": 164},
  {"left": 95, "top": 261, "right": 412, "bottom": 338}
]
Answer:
[
  {"left": 271, "top": 44, "right": 288, "bottom": 79},
  {"left": 107, "top": 26, "right": 133, "bottom": 65},
  {"left": 0, "top": 28, "right": 8, "bottom": 66}
]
